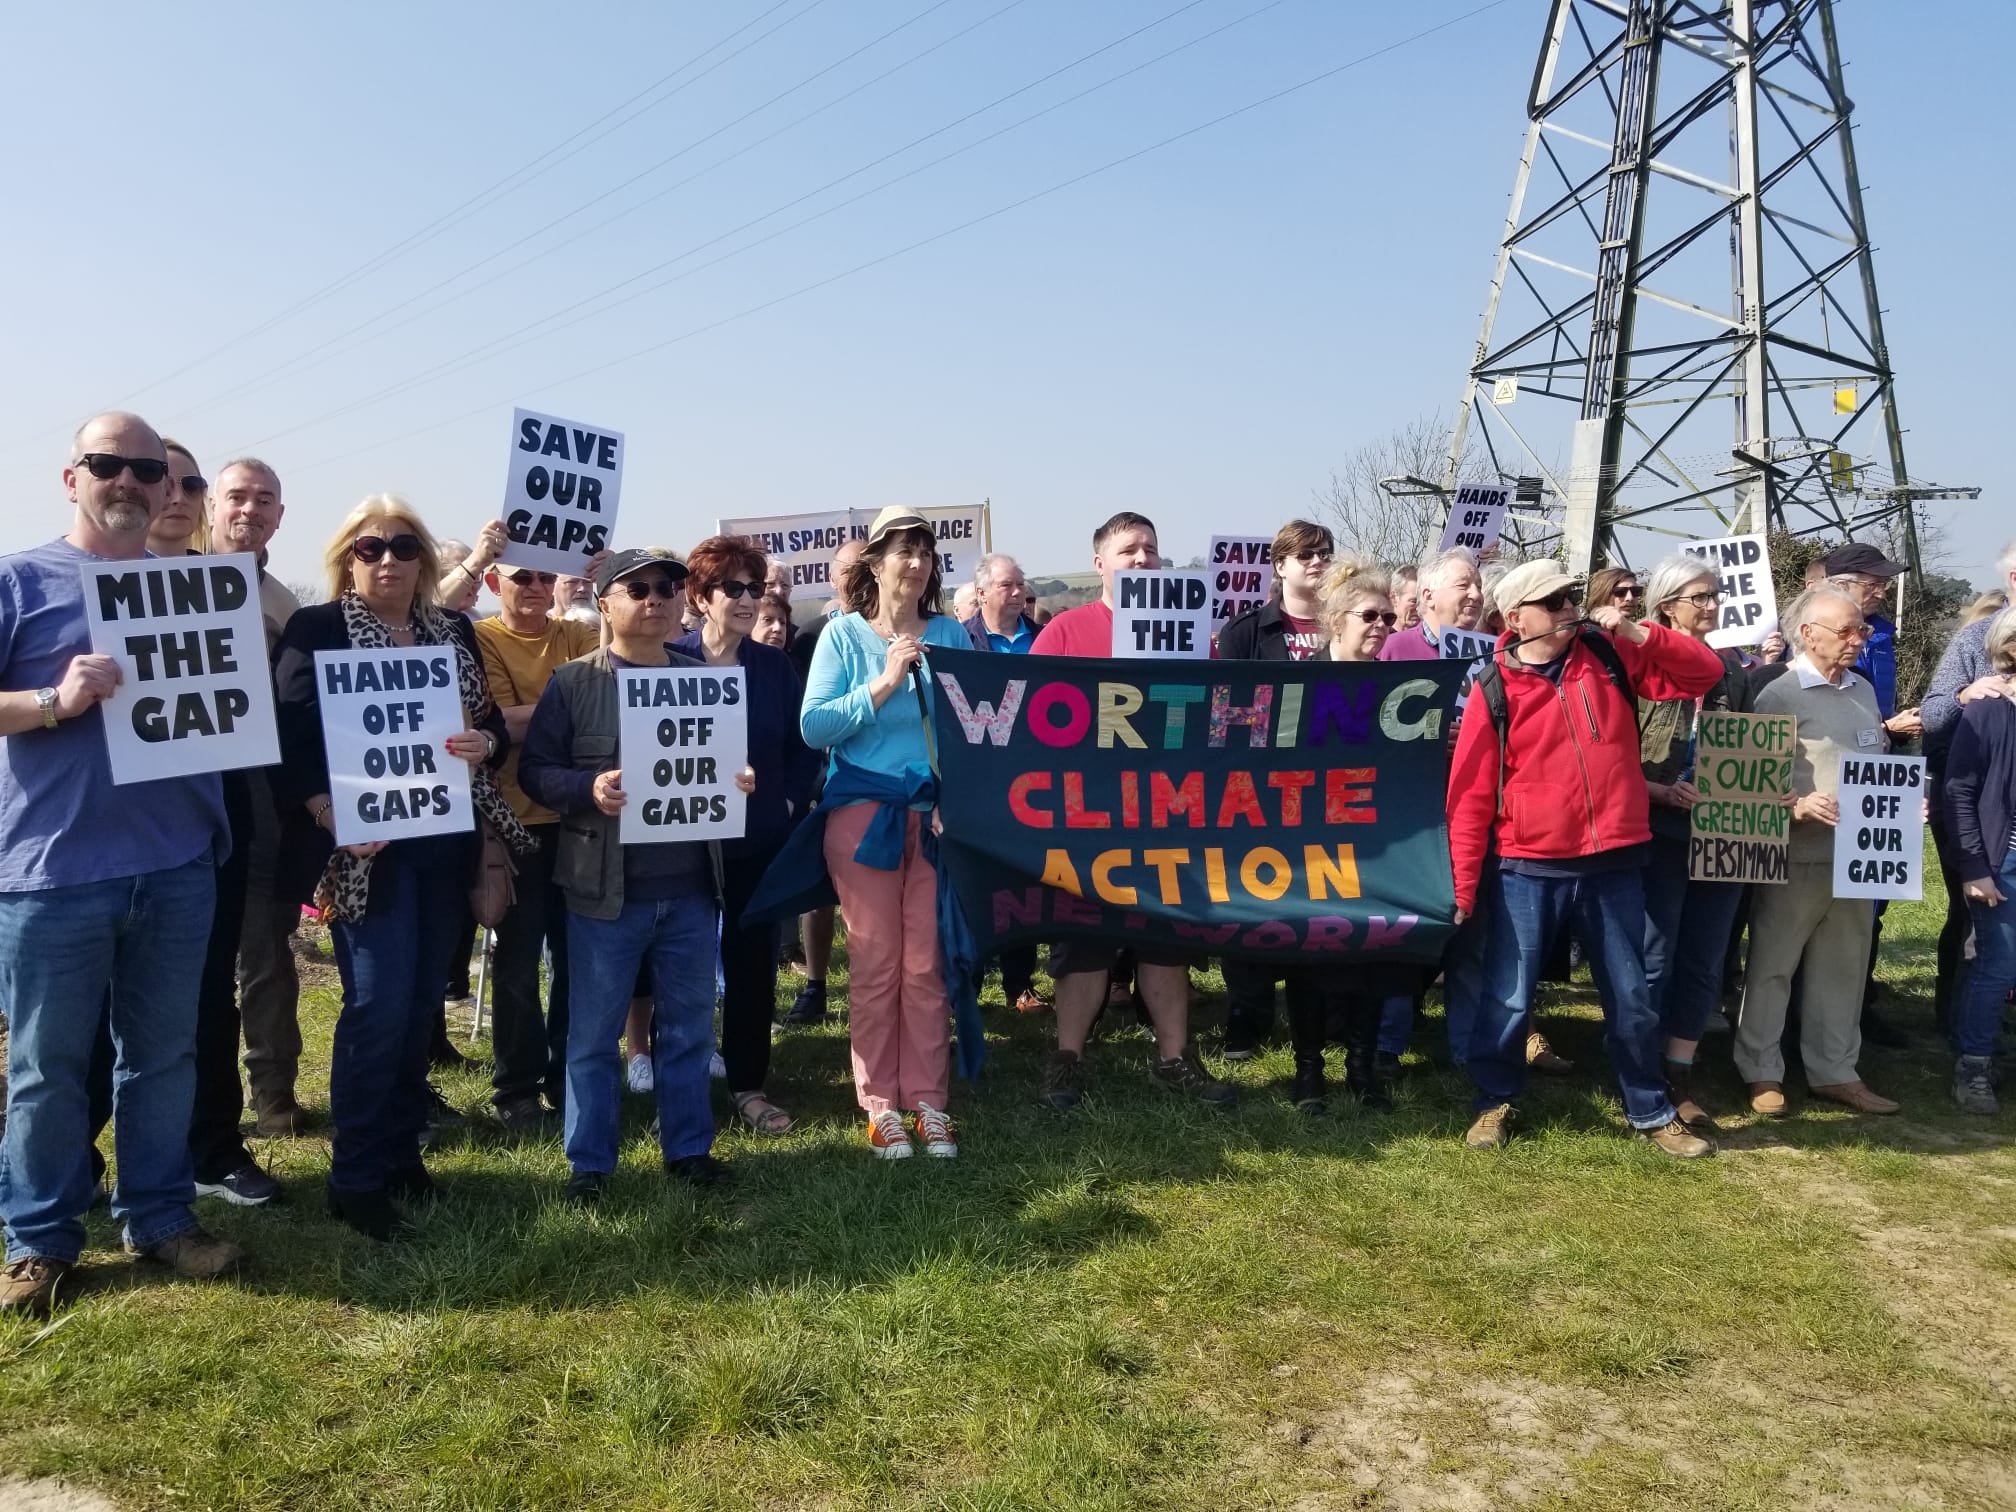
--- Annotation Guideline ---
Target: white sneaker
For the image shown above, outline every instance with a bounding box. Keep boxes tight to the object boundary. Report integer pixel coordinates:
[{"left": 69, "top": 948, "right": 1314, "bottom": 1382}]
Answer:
[
  {"left": 867, "top": 1109, "right": 913, "bottom": 1160},
  {"left": 709, "top": 1052, "right": 727, "bottom": 1081},
  {"left": 626, "top": 1054, "right": 654, "bottom": 1094},
  {"left": 915, "top": 1102, "right": 958, "bottom": 1159}
]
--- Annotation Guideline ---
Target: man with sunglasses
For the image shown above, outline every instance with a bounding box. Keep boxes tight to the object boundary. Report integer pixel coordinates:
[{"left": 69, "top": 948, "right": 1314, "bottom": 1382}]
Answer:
[
  {"left": 473, "top": 551, "right": 609, "bottom": 1132},
  {"left": 1445, "top": 559, "right": 1725, "bottom": 1158},
  {"left": 0, "top": 414, "right": 247, "bottom": 1315}
]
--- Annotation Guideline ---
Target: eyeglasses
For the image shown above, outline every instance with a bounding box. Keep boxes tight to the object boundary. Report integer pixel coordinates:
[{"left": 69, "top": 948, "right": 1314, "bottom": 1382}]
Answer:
[
  {"left": 1811, "top": 619, "right": 1872, "bottom": 641},
  {"left": 1531, "top": 590, "right": 1581, "bottom": 613},
  {"left": 1666, "top": 589, "right": 1722, "bottom": 609},
  {"left": 504, "top": 570, "right": 558, "bottom": 588},
  {"left": 351, "top": 534, "right": 423, "bottom": 564},
  {"left": 75, "top": 453, "right": 169, "bottom": 486},
  {"left": 620, "top": 577, "right": 683, "bottom": 602},
  {"left": 177, "top": 474, "right": 207, "bottom": 495},
  {"left": 1611, "top": 584, "right": 1641, "bottom": 600},
  {"left": 1342, "top": 609, "right": 1399, "bottom": 627},
  {"left": 713, "top": 579, "right": 763, "bottom": 600}
]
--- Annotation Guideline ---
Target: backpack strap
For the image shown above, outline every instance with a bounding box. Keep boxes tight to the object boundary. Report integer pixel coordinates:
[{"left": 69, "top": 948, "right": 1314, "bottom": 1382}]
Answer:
[{"left": 1577, "top": 628, "right": 1638, "bottom": 727}]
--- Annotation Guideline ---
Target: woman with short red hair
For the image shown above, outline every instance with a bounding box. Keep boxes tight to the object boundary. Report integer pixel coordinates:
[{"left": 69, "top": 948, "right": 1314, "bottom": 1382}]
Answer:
[{"left": 675, "top": 536, "right": 821, "bottom": 1133}]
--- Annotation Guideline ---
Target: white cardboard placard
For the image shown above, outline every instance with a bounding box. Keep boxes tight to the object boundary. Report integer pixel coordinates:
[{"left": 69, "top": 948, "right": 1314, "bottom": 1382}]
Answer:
[
  {"left": 1833, "top": 754, "right": 1924, "bottom": 900},
  {"left": 313, "top": 647, "right": 473, "bottom": 846},
  {"left": 717, "top": 505, "right": 988, "bottom": 603},
  {"left": 616, "top": 666, "right": 748, "bottom": 845},
  {"left": 1111, "top": 571, "right": 1212, "bottom": 659},
  {"left": 1207, "top": 536, "right": 1274, "bottom": 632},
  {"left": 1439, "top": 484, "right": 1509, "bottom": 553},
  {"left": 1678, "top": 533, "right": 1778, "bottom": 650},
  {"left": 499, "top": 407, "right": 623, "bottom": 577}
]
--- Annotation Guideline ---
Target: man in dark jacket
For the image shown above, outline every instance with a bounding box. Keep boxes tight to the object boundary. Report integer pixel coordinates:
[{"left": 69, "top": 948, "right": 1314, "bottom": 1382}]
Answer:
[
  {"left": 1446, "top": 560, "right": 1724, "bottom": 1157},
  {"left": 961, "top": 553, "right": 1039, "bottom": 654}
]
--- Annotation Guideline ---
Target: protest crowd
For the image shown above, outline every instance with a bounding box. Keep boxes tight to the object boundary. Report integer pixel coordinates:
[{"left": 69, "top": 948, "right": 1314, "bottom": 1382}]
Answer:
[{"left": 1, "top": 407, "right": 2012, "bottom": 1316}]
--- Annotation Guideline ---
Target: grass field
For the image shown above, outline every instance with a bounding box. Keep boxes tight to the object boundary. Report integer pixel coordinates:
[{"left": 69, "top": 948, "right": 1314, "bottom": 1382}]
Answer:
[{"left": 2, "top": 869, "right": 2013, "bottom": 1510}]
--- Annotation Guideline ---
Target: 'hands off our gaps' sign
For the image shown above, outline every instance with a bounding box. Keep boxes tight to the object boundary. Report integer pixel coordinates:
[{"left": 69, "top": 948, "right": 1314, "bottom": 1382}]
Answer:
[
  {"left": 616, "top": 666, "right": 748, "bottom": 846},
  {"left": 499, "top": 407, "right": 624, "bottom": 578},
  {"left": 313, "top": 647, "right": 473, "bottom": 846},
  {"left": 80, "top": 553, "right": 280, "bottom": 785},
  {"left": 1833, "top": 754, "right": 1925, "bottom": 901},
  {"left": 1111, "top": 571, "right": 1212, "bottom": 659}
]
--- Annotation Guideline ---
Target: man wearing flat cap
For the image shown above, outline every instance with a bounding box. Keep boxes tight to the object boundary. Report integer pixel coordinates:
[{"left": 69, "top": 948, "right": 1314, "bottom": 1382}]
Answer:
[
  {"left": 1444, "top": 560, "right": 1725, "bottom": 1157},
  {"left": 1824, "top": 542, "right": 1919, "bottom": 741}
]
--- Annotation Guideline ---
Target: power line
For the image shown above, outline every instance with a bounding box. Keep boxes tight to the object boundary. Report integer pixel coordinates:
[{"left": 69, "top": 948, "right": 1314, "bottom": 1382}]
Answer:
[
  {"left": 165, "top": 0, "right": 994, "bottom": 425},
  {"left": 235, "top": 0, "right": 1253, "bottom": 449},
  {"left": 287, "top": 0, "right": 1514, "bottom": 477},
  {"left": 32, "top": 0, "right": 825, "bottom": 430}
]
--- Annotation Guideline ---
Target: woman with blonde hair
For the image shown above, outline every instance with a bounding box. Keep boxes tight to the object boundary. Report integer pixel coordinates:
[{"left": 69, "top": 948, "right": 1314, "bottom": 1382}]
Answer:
[
  {"left": 146, "top": 438, "right": 208, "bottom": 558},
  {"left": 273, "top": 496, "right": 530, "bottom": 1239}
]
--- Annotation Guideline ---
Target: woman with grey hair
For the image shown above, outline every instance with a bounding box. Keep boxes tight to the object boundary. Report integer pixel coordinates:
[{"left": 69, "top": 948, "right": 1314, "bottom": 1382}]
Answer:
[
  {"left": 1635, "top": 554, "right": 1788, "bottom": 1132},
  {"left": 1938, "top": 605, "right": 2016, "bottom": 1114}
]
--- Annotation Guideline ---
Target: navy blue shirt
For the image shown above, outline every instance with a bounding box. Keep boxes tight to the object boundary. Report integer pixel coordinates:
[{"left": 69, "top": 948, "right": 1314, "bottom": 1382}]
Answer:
[{"left": 672, "top": 631, "right": 820, "bottom": 858}]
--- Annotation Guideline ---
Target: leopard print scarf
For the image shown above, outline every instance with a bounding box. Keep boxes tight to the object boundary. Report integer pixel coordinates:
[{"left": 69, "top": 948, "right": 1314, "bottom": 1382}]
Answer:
[{"left": 314, "top": 591, "right": 534, "bottom": 923}]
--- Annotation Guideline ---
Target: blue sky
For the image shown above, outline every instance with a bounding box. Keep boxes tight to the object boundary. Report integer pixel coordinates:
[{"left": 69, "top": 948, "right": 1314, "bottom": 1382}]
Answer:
[{"left": 3, "top": 0, "right": 2006, "bottom": 589}]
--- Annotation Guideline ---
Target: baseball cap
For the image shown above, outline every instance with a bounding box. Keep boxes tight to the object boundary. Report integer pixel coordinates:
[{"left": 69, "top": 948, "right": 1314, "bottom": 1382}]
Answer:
[
  {"left": 864, "top": 506, "right": 934, "bottom": 549},
  {"left": 594, "top": 548, "right": 689, "bottom": 596},
  {"left": 1822, "top": 541, "right": 1905, "bottom": 579},
  {"left": 1492, "top": 559, "right": 1580, "bottom": 610}
]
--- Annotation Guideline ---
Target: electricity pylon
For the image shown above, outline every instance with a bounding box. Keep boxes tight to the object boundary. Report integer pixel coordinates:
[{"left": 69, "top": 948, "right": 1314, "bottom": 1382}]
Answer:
[{"left": 1441, "top": 0, "right": 1975, "bottom": 582}]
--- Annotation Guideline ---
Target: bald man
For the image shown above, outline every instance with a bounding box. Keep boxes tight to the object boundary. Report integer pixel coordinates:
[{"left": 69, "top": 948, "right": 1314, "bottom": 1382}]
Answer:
[{"left": 0, "top": 413, "right": 247, "bottom": 1314}]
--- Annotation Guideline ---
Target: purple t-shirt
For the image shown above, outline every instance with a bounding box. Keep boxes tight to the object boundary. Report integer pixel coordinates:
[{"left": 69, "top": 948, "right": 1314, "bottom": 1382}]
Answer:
[{"left": 0, "top": 538, "right": 228, "bottom": 891}]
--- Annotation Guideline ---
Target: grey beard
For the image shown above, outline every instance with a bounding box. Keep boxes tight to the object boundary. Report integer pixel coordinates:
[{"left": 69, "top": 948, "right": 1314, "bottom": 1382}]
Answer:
[{"left": 105, "top": 501, "right": 151, "bottom": 533}]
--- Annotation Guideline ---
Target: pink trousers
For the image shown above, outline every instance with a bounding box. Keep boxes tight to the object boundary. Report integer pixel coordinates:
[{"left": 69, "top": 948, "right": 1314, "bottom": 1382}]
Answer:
[{"left": 824, "top": 804, "right": 950, "bottom": 1116}]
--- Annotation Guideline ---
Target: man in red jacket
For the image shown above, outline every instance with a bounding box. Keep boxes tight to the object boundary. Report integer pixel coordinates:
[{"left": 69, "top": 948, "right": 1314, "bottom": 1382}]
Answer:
[{"left": 1447, "top": 559, "right": 1725, "bottom": 1157}]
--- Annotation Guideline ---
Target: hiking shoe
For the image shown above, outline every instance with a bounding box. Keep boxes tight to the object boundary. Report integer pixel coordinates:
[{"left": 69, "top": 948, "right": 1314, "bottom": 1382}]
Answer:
[
  {"left": 1640, "top": 1118, "right": 1715, "bottom": 1159},
  {"left": 196, "top": 1163, "right": 281, "bottom": 1207},
  {"left": 496, "top": 1094, "right": 550, "bottom": 1137},
  {"left": 125, "top": 1225, "right": 246, "bottom": 1279},
  {"left": 564, "top": 1171, "right": 609, "bottom": 1208},
  {"left": 0, "top": 1256, "right": 73, "bottom": 1316},
  {"left": 250, "top": 1093, "right": 306, "bottom": 1138},
  {"left": 666, "top": 1154, "right": 731, "bottom": 1188},
  {"left": 1465, "top": 1103, "right": 1517, "bottom": 1150},
  {"left": 625, "top": 1054, "right": 655, "bottom": 1094},
  {"left": 1952, "top": 1056, "right": 1998, "bottom": 1116},
  {"left": 915, "top": 1103, "right": 958, "bottom": 1158},
  {"left": 1662, "top": 1059, "right": 1722, "bottom": 1137},
  {"left": 1037, "top": 1049, "right": 1085, "bottom": 1111},
  {"left": 868, "top": 1110, "right": 913, "bottom": 1160},
  {"left": 781, "top": 982, "right": 827, "bottom": 1026},
  {"left": 1525, "top": 1031, "right": 1573, "bottom": 1074},
  {"left": 1013, "top": 990, "right": 1050, "bottom": 1014},
  {"left": 1150, "top": 1050, "right": 1236, "bottom": 1108}
]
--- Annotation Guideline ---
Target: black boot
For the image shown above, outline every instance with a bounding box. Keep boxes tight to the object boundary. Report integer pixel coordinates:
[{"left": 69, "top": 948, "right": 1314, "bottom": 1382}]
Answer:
[
  {"left": 326, "top": 1184, "right": 413, "bottom": 1243},
  {"left": 1291, "top": 1055, "right": 1327, "bottom": 1114},
  {"left": 1343, "top": 999, "right": 1393, "bottom": 1112}
]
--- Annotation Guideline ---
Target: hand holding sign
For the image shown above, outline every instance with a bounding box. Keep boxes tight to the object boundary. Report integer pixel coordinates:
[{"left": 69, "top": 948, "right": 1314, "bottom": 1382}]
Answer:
[
  {"left": 592, "top": 768, "right": 627, "bottom": 817},
  {"left": 615, "top": 667, "right": 748, "bottom": 844},
  {"left": 56, "top": 653, "right": 122, "bottom": 717}
]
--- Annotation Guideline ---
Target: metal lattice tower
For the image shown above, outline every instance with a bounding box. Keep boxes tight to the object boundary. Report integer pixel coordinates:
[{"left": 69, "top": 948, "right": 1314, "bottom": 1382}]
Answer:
[{"left": 1441, "top": 0, "right": 1975, "bottom": 582}]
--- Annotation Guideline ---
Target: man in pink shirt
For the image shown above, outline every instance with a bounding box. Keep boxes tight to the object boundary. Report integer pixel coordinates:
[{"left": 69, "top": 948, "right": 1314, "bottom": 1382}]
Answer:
[
  {"left": 1030, "top": 513, "right": 1236, "bottom": 1113},
  {"left": 1379, "top": 548, "right": 1484, "bottom": 662}
]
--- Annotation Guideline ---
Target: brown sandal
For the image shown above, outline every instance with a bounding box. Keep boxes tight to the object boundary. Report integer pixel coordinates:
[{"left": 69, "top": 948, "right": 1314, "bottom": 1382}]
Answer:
[{"left": 733, "top": 1090, "right": 794, "bottom": 1135}]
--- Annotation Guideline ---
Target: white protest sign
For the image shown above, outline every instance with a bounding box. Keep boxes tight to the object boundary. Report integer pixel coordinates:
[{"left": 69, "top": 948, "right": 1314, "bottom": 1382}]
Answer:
[
  {"left": 617, "top": 666, "right": 748, "bottom": 845},
  {"left": 1833, "top": 754, "right": 1925, "bottom": 900},
  {"left": 500, "top": 408, "right": 623, "bottom": 577},
  {"left": 1439, "top": 483, "right": 1509, "bottom": 553},
  {"left": 1207, "top": 536, "right": 1273, "bottom": 632},
  {"left": 1678, "top": 533, "right": 1777, "bottom": 650},
  {"left": 313, "top": 647, "right": 473, "bottom": 846},
  {"left": 79, "top": 554, "right": 281, "bottom": 785},
  {"left": 718, "top": 509, "right": 854, "bottom": 601},
  {"left": 1439, "top": 625, "right": 1497, "bottom": 711},
  {"left": 1111, "top": 571, "right": 1211, "bottom": 659},
  {"left": 717, "top": 506, "right": 988, "bottom": 603}
]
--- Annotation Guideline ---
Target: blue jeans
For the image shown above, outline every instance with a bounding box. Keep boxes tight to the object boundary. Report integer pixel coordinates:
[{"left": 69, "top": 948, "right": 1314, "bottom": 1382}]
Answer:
[
  {"left": 1641, "top": 832, "right": 1746, "bottom": 1045},
  {"left": 1377, "top": 994, "right": 1415, "bottom": 1057},
  {"left": 1441, "top": 857, "right": 1498, "bottom": 1061},
  {"left": 1471, "top": 865, "right": 1676, "bottom": 1129},
  {"left": 327, "top": 849, "right": 468, "bottom": 1195},
  {"left": 0, "top": 856, "right": 216, "bottom": 1262},
  {"left": 565, "top": 893, "right": 719, "bottom": 1173},
  {"left": 1955, "top": 847, "right": 2016, "bottom": 1059}
]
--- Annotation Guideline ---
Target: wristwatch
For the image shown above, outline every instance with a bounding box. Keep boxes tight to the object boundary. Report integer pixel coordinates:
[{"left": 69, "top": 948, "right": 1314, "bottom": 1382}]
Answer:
[{"left": 33, "top": 688, "right": 57, "bottom": 729}]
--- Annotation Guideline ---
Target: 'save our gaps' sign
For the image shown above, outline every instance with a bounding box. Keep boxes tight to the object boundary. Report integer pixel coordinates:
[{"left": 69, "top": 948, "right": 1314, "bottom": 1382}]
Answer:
[
  {"left": 1111, "top": 571, "right": 1211, "bottom": 659},
  {"left": 80, "top": 554, "right": 280, "bottom": 785},
  {"left": 1687, "top": 711, "right": 1793, "bottom": 883},
  {"left": 1678, "top": 533, "right": 1778, "bottom": 650},
  {"left": 1833, "top": 755, "right": 1924, "bottom": 900},
  {"left": 616, "top": 666, "right": 748, "bottom": 845},
  {"left": 313, "top": 648, "right": 472, "bottom": 846},
  {"left": 1207, "top": 536, "right": 1273, "bottom": 632},
  {"left": 500, "top": 408, "right": 624, "bottom": 577}
]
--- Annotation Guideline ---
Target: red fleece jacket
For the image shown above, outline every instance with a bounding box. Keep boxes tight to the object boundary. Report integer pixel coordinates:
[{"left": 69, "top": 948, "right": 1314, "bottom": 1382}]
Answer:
[{"left": 1445, "top": 622, "right": 1725, "bottom": 912}]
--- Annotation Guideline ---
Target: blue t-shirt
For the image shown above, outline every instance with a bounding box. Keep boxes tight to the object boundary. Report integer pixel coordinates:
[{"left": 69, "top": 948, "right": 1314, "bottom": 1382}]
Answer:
[
  {"left": 0, "top": 538, "right": 229, "bottom": 892},
  {"left": 801, "top": 612, "right": 970, "bottom": 799}
]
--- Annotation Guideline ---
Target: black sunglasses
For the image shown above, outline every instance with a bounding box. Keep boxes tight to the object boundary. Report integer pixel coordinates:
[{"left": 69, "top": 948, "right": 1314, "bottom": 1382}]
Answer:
[
  {"left": 351, "top": 534, "right": 424, "bottom": 564},
  {"left": 620, "top": 577, "right": 684, "bottom": 602},
  {"left": 504, "top": 570, "right": 558, "bottom": 587},
  {"left": 75, "top": 452, "right": 168, "bottom": 486},
  {"left": 1532, "top": 590, "right": 1582, "bottom": 613},
  {"left": 713, "top": 579, "right": 763, "bottom": 600},
  {"left": 1343, "top": 609, "right": 1399, "bottom": 627},
  {"left": 1612, "top": 584, "right": 1641, "bottom": 599},
  {"left": 178, "top": 474, "right": 207, "bottom": 494}
]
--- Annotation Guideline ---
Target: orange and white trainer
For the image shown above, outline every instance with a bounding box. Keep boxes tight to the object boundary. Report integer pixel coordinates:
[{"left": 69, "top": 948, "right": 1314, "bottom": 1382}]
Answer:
[
  {"left": 915, "top": 1103, "right": 958, "bottom": 1159},
  {"left": 868, "top": 1109, "right": 913, "bottom": 1160}
]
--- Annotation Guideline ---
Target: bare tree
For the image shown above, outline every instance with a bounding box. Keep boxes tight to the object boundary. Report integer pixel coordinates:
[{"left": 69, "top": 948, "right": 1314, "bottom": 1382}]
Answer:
[{"left": 1312, "top": 415, "right": 1470, "bottom": 566}]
